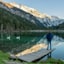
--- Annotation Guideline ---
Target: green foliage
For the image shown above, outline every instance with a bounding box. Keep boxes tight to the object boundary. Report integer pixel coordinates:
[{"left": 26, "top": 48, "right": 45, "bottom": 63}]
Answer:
[
  {"left": 0, "top": 8, "right": 42, "bottom": 31},
  {"left": 0, "top": 8, "right": 64, "bottom": 31},
  {"left": 0, "top": 52, "right": 64, "bottom": 64},
  {"left": 0, "top": 51, "right": 9, "bottom": 64},
  {"left": 39, "top": 58, "right": 64, "bottom": 64}
]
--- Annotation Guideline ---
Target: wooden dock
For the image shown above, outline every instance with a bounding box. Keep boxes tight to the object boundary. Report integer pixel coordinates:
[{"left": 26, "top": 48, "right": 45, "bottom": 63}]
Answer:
[
  {"left": 9, "top": 43, "right": 55, "bottom": 62},
  {"left": 16, "top": 49, "right": 55, "bottom": 62}
]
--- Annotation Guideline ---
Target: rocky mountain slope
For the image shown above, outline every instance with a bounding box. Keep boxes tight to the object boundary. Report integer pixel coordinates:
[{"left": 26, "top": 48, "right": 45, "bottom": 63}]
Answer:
[
  {"left": 0, "top": 4, "right": 42, "bottom": 31},
  {"left": 9, "top": 2, "right": 64, "bottom": 27},
  {"left": 0, "top": 1, "right": 64, "bottom": 30}
]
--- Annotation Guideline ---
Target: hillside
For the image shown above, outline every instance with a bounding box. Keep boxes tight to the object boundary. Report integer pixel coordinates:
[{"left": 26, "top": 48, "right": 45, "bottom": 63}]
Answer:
[
  {"left": 0, "top": 8, "right": 44, "bottom": 31},
  {"left": 0, "top": 1, "right": 64, "bottom": 30}
]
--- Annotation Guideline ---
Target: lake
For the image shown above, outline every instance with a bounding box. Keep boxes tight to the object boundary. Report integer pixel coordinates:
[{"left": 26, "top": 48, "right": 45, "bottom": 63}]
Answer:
[{"left": 0, "top": 32, "right": 64, "bottom": 60}]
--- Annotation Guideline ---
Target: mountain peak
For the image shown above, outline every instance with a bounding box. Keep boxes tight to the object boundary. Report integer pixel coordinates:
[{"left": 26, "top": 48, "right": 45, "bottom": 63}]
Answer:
[
  {"left": 10, "top": 2, "right": 20, "bottom": 8},
  {"left": 9, "top": 2, "right": 52, "bottom": 19},
  {"left": 20, "top": 5, "right": 52, "bottom": 19},
  {"left": 4, "top": 3, "right": 14, "bottom": 8},
  {"left": 0, "top": 1, "right": 64, "bottom": 28}
]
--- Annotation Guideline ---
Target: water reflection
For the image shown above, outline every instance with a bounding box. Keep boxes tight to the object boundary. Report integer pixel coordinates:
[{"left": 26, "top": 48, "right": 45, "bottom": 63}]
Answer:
[
  {"left": 42, "top": 34, "right": 64, "bottom": 60},
  {"left": 0, "top": 33, "right": 64, "bottom": 60},
  {"left": 51, "top": 43, "right": 64, "bottom": 60},
  {"left": 47, "top": 52, "right": 52, "bottom": 58}
]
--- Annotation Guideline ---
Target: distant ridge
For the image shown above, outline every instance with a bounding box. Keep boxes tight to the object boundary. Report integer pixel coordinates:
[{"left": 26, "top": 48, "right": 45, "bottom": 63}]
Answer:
[{"left": 0, "top": 1, "right": 64, "bottom": 30}]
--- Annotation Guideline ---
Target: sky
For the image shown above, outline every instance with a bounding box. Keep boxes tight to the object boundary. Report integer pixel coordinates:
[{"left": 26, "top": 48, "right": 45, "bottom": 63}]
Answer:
[{"left": 3, "top": 0, "right": 64, "bottom": 18}]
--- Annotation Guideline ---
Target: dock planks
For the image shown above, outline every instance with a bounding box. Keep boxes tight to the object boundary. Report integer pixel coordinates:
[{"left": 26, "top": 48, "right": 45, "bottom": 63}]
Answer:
[{"left": 17, "top": 49, "right": 55, "bottom": 62}]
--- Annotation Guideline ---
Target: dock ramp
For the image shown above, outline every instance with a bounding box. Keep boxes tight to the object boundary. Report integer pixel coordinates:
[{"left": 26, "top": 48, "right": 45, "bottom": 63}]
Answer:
[{"left": 16, "top": 49, "right": 54, "bottom": 62}]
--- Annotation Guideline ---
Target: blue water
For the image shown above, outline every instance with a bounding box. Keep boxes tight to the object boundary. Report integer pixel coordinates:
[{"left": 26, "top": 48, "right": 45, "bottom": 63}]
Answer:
[
  {"left": 42, "top": 35, "right": 64, "bottom": 60},
  {"left": 52, "top": 43, "right": 64, "bottom": 60},
  {"left": 31, "top": 34, "right": 64, "bottom": 60}
]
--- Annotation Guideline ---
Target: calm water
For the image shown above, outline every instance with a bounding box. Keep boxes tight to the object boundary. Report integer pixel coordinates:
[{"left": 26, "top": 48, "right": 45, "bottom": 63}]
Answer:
[{"left": 0, "top": 33, "right": 64, "bottom": 60}]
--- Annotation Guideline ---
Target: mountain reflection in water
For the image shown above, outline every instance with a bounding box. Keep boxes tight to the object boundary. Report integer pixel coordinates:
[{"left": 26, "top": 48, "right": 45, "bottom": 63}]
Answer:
[
  {"left": 41, "top": 35, "right": 64, "bottom": 60},
  {"left": 0, "top": 33, "right": 64, "bottom": 60}
]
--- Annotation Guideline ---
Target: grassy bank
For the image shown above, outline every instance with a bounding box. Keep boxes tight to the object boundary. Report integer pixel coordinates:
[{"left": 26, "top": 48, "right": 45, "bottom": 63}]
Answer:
[
  {"left": 0, "top": 51, "right": 64, "bottom": 64},
  {"left": 0, "top": 51, "right": 9, "bottom": 64}
]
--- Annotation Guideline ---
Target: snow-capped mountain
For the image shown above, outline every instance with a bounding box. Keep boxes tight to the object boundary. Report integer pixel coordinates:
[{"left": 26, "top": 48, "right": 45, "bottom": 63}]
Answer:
[{"left": 0, "top": 1, "right": 64, "bottom": 28}]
